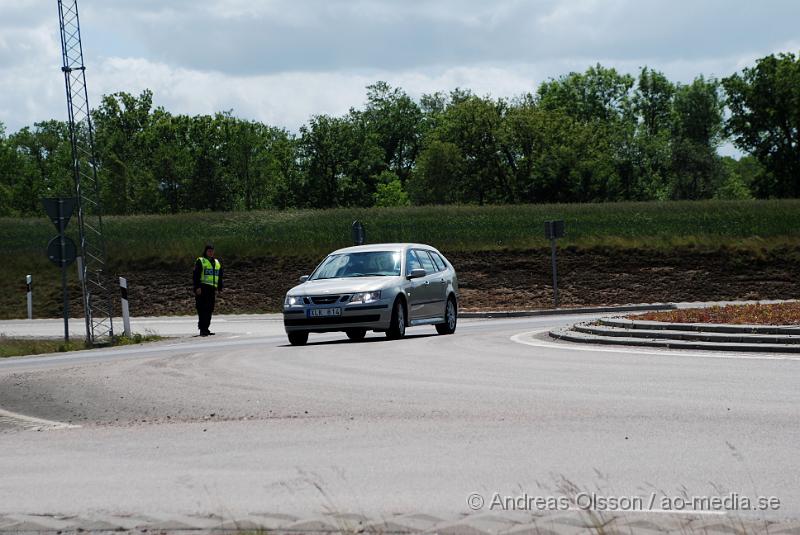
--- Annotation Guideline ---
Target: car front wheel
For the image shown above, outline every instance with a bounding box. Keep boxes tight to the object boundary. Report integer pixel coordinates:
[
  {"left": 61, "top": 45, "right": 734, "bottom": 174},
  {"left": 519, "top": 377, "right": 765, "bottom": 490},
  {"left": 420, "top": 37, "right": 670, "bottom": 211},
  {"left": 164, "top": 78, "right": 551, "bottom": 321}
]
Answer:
[
  {"left": 346, "top": 328, "right": 367, "bottom": 341},
  {"left": 436, "top": 297, "right": 457, "bottom": 335},
  {"left": 385, "top": 299, "right": 406, "bottom": 340},
  {"left": 288, "top": 331, "right": 309, "bottom": 346}
]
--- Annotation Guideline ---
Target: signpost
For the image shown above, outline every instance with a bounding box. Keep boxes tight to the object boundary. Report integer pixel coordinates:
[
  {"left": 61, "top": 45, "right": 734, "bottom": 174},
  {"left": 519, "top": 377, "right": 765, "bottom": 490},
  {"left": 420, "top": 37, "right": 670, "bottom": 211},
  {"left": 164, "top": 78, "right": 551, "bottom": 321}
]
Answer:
[
  {"left": 119, "top": 277, "right": 131, "bottom": 337},
  {"left": 41, "top": 198, "right": 78, "bottom": 342},
  {"left": 352, "top": 220, "right": 366, "bottom": 246},
  {"left": 544, "top": 220, "right": 565, "bottom": 308},
  {"left": 26, "top": 275, "right": 32, "bottom": 320}
]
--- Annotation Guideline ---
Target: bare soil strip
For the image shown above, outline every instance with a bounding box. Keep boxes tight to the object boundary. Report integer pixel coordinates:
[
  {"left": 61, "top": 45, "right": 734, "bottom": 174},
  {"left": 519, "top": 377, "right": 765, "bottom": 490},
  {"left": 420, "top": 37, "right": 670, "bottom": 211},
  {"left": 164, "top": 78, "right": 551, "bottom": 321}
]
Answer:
[{"left": 9, "top": 247, "right": 800, "bottom": 318}]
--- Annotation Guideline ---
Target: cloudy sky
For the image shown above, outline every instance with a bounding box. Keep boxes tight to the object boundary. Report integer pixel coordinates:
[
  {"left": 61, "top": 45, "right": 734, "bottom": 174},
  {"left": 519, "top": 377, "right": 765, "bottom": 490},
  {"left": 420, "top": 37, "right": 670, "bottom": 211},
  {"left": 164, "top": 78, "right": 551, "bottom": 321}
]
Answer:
[{"left": 1, "top": 0, "right": 798, "bottom": 137}]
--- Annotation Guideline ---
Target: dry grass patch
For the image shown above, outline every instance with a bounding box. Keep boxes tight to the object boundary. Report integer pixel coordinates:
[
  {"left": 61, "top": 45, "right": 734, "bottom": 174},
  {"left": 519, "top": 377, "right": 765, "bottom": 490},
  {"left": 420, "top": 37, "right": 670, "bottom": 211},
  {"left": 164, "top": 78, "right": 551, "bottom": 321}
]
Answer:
[
  {"left": 634, "top": 302, "right": 800, "bottom": 325},
  {"left": 0, "top": 333, "right": 162, "bottom": 358}
]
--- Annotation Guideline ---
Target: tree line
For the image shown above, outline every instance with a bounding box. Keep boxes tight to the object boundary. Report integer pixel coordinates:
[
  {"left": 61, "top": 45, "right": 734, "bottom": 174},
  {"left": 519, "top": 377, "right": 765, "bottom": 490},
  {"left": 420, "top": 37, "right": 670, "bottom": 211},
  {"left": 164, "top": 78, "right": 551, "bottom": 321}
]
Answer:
[{"left": 0, "top": 52, "right": 798, "bottom": 216}]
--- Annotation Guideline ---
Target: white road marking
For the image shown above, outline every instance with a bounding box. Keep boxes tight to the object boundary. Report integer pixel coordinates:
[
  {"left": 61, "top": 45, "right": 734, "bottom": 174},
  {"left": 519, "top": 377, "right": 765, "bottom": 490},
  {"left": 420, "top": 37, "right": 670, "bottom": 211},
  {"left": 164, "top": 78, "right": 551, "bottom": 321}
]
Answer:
[
  {"left": 511, "top": 329, "right": 800, "bottom": 362},
  {"left": 0, "top": 408, "right": 80, "bottom": 431}
]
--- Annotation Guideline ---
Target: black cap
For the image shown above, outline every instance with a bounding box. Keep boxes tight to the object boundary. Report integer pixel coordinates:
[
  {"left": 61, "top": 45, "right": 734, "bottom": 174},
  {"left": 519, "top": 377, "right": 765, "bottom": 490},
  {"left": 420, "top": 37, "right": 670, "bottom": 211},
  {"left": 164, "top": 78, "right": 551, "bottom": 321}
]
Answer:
[{"left": 203, "top": 243, "right": 214, "bottom": 254}]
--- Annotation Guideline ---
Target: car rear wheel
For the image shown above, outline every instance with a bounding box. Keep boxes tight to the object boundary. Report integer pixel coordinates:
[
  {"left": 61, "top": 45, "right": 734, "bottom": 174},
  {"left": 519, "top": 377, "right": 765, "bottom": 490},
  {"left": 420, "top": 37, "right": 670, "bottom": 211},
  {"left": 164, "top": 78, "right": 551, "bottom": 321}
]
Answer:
[
  {"left": 346, "top": 328, "right": 367, "bottom": 341},
  {"left": 385, "top": 299, "right": 406, "bottom": 340},
  {"left": 436, "top": 297, "right": 457, "bottom": 335},
  {"left": 287, "top": 331, "right": 309, "bottom": 346}
]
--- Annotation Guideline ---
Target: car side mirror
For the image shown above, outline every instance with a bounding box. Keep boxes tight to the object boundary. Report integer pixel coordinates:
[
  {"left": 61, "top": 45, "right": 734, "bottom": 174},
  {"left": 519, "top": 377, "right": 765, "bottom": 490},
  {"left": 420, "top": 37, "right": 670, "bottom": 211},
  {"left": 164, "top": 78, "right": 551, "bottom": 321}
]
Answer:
[
  {"left": 299, "top": 275, "right": 309, "bottom": 283},
  {"left": 407, "top": 268, "right": 426, "bottom": 279}
]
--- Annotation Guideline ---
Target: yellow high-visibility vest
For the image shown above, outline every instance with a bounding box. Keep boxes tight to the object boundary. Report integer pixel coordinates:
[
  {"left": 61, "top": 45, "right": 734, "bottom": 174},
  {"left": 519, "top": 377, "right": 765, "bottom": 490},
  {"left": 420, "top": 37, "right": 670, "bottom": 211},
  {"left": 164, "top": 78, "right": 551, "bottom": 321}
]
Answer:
[{"left": 198, "top": 257, "right": 220, "bottom": 287}]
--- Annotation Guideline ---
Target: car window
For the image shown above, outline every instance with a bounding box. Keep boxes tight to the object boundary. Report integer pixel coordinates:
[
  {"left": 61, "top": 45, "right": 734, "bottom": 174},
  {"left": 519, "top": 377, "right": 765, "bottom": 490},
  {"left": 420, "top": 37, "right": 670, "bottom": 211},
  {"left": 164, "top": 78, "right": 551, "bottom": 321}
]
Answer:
[
  {"left": 430, "top": 252, "right": 446, "bottom": 272},
  {"left": 312, "top": 251, "right": 402, "bottom": 279},
  {"left": 415, "top": 249, "right": 437, "bottom": 273},
  {"left": 406, "top": 249, "right": 423, "bottom": 274}
]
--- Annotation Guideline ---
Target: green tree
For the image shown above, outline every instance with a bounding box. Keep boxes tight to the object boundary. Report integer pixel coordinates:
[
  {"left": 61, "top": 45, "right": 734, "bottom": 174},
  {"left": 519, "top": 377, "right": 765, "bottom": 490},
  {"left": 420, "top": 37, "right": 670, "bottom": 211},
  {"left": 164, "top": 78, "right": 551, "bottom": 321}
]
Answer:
[
  {"left": 538, "top": 64, "right": 635, "bottom": 123},
  {"left": 634, "top": 67, "right": 675, "bottom": 137},
  {"left": 429, "top": 94, "right": 513, "bottom": 204},
  {"left": 363, "top": 82, "right": 423, "bottom": 183},
  {"left": 373, "top": 170, "right": 410, "bottom": 207},
  {"left": 408, "top": 140, "right": 465, "bottom": 205},
  {"left": 93, "top": 90, "right": 159, "bottom": 213},
  {"left": 298, "top": 115, "right": 348, "bottom": 208},
  {"left": 218, "top": 115, "right": 269, "bottom": 210},
  {"left": 7, "top": 121, "right": 73, "bottom": 215},
  {"left": 185, "top": 113, "right": 238, "bottom": 211},
  {"left": 535, "top": 64, "right": 645, "bottom": 201},
  {"left": 263, "top": 129, "right": 301, "bottom": 209},
  {"left": 0, "top": 122, "right": 13, "bottom": 215},
  {"left": 631, "top": 67, "right": 675, "bottom": 199},
  {"left": 419, "top": 91, "right": 449, "bottom": 137},
  {"left": 339, "top": 111, "right": 385, "bottom": 206},
  {"left": 298, "top": 113, "right": 382, "bottom": 208},
  {"left": 723, "top": 52, "right": 800, "bottom": 197},
  {"left": 534, "top": 65, "right": 642, "bottom": 201},
  {"left": 142, "top": 111, "right": 193, "bottom": 213},
  {"left": 669, "top": 76, "right": 725, "bottom": 199},
  {"left": 716, "top": 156, "right": 755, "bottom": 200}
]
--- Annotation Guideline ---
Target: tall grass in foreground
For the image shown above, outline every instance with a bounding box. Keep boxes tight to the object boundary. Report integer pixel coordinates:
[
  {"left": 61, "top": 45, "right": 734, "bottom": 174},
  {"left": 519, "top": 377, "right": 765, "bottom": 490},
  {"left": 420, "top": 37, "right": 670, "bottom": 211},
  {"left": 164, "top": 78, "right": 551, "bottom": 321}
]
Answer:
[
  {"left": 3, "top": 200, "right": 800, "bottom": 267},
  {"left": 0, "top": 333, "right": 161, "bottom": 358}
]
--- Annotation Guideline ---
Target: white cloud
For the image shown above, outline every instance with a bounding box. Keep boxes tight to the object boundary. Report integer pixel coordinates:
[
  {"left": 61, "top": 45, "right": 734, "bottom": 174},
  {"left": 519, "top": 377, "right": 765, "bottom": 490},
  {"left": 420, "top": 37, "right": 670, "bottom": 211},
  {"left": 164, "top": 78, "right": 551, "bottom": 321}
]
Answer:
[{"left": 1, "top": 0, "right": 798, "bottom": 137}]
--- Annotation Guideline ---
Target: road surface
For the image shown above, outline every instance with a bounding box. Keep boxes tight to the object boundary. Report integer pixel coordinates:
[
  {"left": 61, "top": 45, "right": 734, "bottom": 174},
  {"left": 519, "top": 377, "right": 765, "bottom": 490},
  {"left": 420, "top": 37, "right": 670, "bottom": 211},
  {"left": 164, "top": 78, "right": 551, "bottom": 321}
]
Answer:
[{"left": 0, "top": 313, "right": 798, "bottom": 533}]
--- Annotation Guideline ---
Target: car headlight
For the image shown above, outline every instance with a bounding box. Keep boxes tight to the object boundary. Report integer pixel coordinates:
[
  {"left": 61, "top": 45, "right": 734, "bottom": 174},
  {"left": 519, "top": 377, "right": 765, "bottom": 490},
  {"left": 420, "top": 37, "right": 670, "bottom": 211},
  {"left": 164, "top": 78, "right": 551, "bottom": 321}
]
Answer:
[
  {"left": 284, "top": 295, "right": 303, "bottom": 307},
  {"left": 350, "top": 291, "right": 381, "bottom": 304}
]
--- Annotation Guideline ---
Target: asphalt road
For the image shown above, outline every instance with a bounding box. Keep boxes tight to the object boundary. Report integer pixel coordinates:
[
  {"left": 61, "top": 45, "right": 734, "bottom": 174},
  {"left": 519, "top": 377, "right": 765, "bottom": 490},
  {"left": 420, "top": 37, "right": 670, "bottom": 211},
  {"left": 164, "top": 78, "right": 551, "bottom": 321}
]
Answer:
[{"left": 0, "top": 313, "right": 798, "bottom": 532}]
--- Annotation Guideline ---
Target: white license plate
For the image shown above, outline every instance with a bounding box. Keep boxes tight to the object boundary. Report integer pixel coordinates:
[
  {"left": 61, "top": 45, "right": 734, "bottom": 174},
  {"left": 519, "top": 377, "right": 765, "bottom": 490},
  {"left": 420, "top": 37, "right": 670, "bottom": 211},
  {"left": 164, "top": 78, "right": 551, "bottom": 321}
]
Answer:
[{"left": 307, "top": 307, "right": 342, "bottom": 318}]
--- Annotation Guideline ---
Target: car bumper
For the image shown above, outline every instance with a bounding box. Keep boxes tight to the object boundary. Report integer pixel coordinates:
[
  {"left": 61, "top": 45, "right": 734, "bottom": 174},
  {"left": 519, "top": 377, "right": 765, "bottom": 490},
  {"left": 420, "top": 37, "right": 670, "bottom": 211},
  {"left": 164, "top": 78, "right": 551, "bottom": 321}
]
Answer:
[{"left": 283, "top": 303, "right": 392, "bottom": 333}]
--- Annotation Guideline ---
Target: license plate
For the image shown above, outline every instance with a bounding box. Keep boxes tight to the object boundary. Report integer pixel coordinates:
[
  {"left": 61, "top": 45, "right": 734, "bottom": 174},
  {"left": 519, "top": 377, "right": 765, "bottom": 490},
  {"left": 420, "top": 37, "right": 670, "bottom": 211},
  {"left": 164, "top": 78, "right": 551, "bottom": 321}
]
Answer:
[{"left": 307, "top": 307, "right": 342, "bottom": 318}]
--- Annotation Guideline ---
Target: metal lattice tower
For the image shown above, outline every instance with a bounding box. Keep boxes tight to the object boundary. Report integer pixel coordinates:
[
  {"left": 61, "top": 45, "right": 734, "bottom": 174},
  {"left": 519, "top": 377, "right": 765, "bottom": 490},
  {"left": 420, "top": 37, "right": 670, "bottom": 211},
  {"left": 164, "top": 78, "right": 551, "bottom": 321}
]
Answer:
[{"left": 57, "top": 0, "right": 114, "bottom": 344}]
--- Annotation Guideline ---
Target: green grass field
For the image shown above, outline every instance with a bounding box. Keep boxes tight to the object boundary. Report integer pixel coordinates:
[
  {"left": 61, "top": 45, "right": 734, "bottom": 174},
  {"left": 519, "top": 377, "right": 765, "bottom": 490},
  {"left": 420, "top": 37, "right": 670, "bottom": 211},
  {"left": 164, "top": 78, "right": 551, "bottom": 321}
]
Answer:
[{"left": 4, "top": 200, "right": 800, "bottom": 268}]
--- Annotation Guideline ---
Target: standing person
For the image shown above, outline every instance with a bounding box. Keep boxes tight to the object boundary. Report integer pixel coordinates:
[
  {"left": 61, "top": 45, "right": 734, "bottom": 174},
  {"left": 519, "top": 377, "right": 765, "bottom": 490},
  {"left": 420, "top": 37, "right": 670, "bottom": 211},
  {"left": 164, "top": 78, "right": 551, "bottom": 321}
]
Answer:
[{"left": 193, "top": 244, "right": 223, "bottom": 336}]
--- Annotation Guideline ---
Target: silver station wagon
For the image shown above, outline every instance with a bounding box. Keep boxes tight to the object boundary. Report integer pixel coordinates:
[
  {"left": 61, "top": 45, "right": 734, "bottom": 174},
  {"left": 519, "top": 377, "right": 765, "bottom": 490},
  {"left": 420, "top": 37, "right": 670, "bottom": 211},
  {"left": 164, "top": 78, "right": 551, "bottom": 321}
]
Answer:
[{"left": 283, "top": 243, "right": 459, "bottom": 345}]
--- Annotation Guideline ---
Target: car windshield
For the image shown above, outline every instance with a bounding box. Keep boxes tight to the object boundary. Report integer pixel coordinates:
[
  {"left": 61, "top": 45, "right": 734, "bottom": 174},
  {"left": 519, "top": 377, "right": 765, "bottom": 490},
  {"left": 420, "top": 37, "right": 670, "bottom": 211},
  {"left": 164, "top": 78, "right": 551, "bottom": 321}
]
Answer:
[{"left": 311, "top": 251, "right": 402, "bottom": 280}]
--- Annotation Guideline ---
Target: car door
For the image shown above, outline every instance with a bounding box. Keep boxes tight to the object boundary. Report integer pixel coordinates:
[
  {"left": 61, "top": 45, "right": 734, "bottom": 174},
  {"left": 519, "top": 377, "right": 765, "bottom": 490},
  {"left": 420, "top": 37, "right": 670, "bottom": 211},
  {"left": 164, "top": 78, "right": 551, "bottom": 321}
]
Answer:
[
  {"left": 415, "top": 249, "right": 447, "bottom": 318},
  {"left": 404, "top": 249, "right": 428, "bottom": 320}
]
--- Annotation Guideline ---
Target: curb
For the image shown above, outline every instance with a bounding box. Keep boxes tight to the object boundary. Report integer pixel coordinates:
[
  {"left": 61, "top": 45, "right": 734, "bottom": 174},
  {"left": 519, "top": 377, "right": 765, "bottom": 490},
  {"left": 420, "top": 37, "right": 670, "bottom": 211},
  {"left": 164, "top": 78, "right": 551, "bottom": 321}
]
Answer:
[
  {"left": 575, "top": 323, "right": 800, "bottom": 345},
  {"left": 460, "top": 303, "right": 676, "bottom": 319},
  {"left": 549, "top": 327, "right": 800, "bottom": 353},
  {"left": 598, "top": 317, "right": 800, "bottom": 335}
]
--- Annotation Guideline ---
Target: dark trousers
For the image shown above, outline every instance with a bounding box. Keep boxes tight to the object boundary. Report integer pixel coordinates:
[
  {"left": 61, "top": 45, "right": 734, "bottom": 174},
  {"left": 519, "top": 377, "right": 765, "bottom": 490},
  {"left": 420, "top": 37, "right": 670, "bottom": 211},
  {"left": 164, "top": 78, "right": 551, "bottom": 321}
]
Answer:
[{"left": 195, "top": 285, "right": 216, "bottom": 333}]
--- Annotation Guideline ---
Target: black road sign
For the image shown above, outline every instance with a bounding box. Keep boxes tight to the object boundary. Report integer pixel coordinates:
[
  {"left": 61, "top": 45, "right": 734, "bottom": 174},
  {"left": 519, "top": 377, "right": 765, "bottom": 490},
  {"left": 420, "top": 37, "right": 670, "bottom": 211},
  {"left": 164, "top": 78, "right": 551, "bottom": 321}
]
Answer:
[
  {"left": 47, "top": 236, "right": 77, "bottom": 267},
  {"left": 352, "top": 220, "right": 366, "bottom": 245},
  {"left": 41, "top": 197, "right": 77, "bottom": 232},
  {"left": 544, "top": 220, "right": 565, "bottom": 240}
]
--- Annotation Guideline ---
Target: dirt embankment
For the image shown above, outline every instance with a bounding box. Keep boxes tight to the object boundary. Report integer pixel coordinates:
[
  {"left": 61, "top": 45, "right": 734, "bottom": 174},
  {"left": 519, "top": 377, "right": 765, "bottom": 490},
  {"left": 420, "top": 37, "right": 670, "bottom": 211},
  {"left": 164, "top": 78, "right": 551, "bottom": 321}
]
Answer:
[{"left": 50, "top": 247, "right": 796, "bottom": 318}]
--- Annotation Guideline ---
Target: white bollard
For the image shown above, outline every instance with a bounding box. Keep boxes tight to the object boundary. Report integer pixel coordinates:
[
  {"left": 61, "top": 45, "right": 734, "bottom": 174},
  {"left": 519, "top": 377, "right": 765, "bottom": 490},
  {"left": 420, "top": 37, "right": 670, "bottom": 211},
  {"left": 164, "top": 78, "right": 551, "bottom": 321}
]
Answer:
[
  {"left": 26, "top": 275, "right": 32, "bottom": 320},
  {"left": 119, "top": 277, "right": 131, "bottom": 337}
]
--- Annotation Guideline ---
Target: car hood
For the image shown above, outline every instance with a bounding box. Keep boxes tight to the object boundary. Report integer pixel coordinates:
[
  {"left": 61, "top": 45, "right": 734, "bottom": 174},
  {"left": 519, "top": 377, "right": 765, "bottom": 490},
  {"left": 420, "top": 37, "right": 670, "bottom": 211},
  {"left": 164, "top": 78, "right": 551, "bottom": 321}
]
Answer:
[{"left": 287, "top": 276, "right": 398, "bottom": 296}]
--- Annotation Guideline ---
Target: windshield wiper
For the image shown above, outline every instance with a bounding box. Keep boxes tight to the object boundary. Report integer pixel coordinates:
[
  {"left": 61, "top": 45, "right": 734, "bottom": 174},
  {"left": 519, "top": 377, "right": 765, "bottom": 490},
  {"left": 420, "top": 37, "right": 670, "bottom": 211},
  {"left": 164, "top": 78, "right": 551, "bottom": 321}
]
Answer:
[{"left": 351, "top": 273, "right": 390, "bottom": 277}]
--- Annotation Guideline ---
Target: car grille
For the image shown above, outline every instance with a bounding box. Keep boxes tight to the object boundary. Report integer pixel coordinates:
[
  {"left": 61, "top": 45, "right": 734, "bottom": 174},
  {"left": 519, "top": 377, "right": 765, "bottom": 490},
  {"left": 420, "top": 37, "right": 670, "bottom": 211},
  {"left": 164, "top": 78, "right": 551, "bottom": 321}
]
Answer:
[
  {"left": 284, "top": 314, "right": 380, "bottom": 327},
  {"left": 307, "top": 295, "right": 350, "bottom": 304}
]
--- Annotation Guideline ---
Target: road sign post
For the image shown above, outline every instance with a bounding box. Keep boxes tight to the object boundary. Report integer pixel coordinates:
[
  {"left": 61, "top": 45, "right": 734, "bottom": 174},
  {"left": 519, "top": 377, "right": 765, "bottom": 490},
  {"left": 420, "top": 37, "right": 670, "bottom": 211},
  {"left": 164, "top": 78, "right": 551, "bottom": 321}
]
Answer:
[
  {"left": 59, "top": 200, "right": 69, "bottom": 341},
  {"left": 26, "top": 275, "right": 32, "bottom": 320},
  {"left": 119, "top": 277, "right": 131, "bottom": 338},
  {"left": 42, "top": 197, "right": 78, "bottom": 343},
  {"left": 544, "top": 220, "right": 565, "bottom": 308}
]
